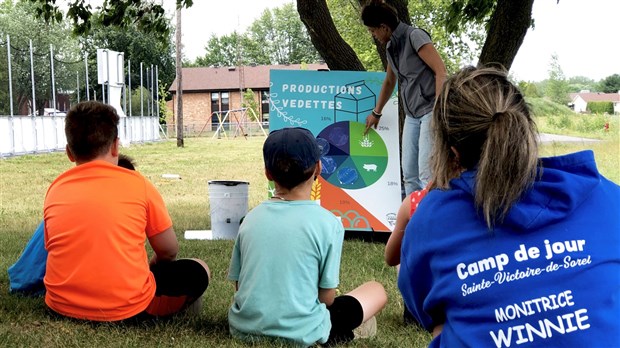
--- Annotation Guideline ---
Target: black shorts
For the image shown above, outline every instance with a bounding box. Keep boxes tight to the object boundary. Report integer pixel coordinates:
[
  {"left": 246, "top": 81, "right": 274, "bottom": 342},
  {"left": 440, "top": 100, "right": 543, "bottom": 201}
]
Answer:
[
  {"left": 143, "top": 258, "right": 209, "bottom": 317},
  {"left": 50, "top": 259, "right": 209, "bottom": 324},
  {"left": 325, "top": 295, "right": 364, "bottom": 345}
]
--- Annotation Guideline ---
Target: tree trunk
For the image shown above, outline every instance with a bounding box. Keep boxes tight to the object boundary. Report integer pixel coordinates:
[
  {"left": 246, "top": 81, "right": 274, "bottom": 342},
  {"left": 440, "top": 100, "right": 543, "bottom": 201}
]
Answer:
[
  {"left": 297, "top": 0, "right": 365, "bottom": 71},
  {"left": 478, "top": 0, "right": 534, "bottom": 70},
  {"left": 175, "top": 7, "right": 184, "bottom": 148}
]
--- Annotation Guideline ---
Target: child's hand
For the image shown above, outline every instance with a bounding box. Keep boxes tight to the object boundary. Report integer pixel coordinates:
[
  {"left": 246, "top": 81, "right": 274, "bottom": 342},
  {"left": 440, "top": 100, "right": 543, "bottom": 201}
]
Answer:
[{"left": 149, "top": 254, "right": 158, "bottom": 266}]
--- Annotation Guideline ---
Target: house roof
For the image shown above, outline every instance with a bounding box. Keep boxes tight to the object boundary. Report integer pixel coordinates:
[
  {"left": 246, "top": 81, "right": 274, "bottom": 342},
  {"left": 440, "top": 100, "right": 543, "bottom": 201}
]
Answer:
[
  {"left": 571, "top": 92, "right": 620, "bottom": 103},
  {"left": 168, "top": 63, "right": 329, "bottom": 92}
]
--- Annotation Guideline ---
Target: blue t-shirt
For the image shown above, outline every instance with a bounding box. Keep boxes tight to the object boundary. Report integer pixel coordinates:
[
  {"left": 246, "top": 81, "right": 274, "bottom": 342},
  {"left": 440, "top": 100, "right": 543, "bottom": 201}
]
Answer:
[
  {"left": 8, "top": 220, "right": 47, "bottom": 295},
  {"left": 399, "top": 151, "right": 620, "bottom": 347},
  {"left": 228, "top": 200, "right": 344, "bottom": 347}
]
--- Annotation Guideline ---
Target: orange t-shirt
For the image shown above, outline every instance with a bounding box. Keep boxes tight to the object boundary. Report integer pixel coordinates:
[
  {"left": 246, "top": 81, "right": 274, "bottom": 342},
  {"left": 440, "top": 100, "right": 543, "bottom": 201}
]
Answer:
[{"left": 43, "top": 160, "right": 172, "bottom": 321}]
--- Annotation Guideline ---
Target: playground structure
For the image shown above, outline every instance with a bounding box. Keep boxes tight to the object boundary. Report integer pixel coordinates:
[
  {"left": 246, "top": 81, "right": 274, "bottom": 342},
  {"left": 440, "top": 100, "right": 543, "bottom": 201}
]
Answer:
[{"left": 199, "top": 107, "right": 267, "bottom": 139}]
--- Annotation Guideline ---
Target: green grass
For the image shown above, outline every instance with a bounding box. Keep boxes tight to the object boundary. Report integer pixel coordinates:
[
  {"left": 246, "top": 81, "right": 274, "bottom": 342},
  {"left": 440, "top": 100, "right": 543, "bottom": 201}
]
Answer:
[
  {"left": 538, "top": 137, "right": 620, "bottom": 184},
  {"left": 0, "top": 137, "right": 431, "bottom": 347},
  {"left": 528, "top": 96, "right": 620, "bottom": 139},
  {"left": 528, "top": 97, "right": 575, "bottom": 118},
  {"left": 1, "top": 129, "right": 618, "bottom": 347}
]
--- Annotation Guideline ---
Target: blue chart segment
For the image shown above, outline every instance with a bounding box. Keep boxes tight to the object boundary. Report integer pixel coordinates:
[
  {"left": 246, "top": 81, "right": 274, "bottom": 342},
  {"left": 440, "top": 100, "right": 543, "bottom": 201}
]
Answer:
[{"left": 317, "top": 121, "right": 387, "bottom": 189}]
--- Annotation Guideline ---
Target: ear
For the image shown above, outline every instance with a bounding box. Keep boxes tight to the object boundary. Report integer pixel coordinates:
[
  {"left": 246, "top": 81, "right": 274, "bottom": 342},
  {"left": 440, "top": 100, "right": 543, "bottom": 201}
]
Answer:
[
  {"left": 65, "top": 145, "right": 76, "bottom": 163},
  {"left": 110, "top": 138, "right": 120, "bottom": 157},
  {"left": 265, "top": 168, "right": 274, "bottom": 181},
  {"left": 314, "top": 161, "right": 322, "bottom": 180},
  {"left": 382, "top": 23, "right": 392, "bottom": 34}
]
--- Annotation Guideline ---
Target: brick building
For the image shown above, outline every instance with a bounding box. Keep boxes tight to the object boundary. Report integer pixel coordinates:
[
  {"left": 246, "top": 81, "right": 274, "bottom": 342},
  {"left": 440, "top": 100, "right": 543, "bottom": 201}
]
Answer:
[{"left": 167, "top": 63, "right": 328, "bottom": 133}]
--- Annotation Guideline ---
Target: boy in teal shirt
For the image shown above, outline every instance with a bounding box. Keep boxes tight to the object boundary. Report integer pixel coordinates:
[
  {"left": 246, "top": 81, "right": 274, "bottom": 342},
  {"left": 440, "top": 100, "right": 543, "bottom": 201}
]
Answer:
[{"left": 228, "top": 127, "right": 387, "bottom": 346}]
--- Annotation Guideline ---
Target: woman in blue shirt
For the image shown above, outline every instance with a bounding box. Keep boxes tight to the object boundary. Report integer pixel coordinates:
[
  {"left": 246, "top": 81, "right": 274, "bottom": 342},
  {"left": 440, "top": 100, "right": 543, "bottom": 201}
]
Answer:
[{"left": 399, "top": 66, "right": 620, "bottom": 347}]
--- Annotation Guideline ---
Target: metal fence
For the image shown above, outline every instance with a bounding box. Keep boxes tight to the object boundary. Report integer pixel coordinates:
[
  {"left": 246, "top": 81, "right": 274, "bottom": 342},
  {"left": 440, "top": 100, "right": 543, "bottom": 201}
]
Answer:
[
  {"left": 0, "top": 35, "right": 162, "bottom": 156},
  {"left": 0, "top": 115, "right": 160, "bottom": 157}
]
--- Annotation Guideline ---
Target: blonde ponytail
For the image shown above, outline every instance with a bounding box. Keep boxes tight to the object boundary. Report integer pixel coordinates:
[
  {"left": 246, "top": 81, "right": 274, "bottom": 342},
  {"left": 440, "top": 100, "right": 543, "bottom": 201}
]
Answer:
[{"left": 430, "top": 66, "right": 539, "bottom": 229}]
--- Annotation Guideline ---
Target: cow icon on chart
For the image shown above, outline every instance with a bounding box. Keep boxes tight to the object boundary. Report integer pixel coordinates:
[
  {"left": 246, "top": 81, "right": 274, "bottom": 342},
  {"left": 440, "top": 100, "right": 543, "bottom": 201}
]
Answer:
[{"left": 363, "top": 163, "right": 377, "bottom": 172}]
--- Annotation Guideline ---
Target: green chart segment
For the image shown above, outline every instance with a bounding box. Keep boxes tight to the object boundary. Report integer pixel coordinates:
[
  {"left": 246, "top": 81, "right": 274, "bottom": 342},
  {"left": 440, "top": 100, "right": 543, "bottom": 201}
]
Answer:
[{"left": 317, "top": 121, "right": 388, "bottom": 190}]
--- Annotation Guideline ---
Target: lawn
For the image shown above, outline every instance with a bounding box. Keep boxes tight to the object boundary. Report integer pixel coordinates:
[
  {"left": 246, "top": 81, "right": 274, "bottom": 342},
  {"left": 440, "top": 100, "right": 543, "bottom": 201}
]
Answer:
[{"left": 0, "top": 127, "right": 617, "bottom": 347}]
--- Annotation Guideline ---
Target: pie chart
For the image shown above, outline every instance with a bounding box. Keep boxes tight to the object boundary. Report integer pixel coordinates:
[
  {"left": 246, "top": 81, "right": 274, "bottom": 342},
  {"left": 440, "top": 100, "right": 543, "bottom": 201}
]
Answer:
[{"left": 317, "top": 121, "right": 387, "bottom": 189}]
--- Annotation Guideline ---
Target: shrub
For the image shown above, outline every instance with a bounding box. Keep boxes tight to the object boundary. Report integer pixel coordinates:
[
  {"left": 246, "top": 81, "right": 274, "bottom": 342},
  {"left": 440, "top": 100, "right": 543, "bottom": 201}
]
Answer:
[
  {"left": 576, "top": 114, "right": 609, "bottom": 133},
  {"left": 587, "top": 101, "right": 614, "bottom": 114},
  {"left": 548, "top": 113, "right": 573, "bottom": 129}
]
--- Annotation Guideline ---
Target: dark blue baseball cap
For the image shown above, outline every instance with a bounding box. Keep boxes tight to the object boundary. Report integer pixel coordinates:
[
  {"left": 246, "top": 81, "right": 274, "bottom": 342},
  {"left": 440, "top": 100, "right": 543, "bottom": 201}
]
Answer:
[{"left": 263, "top": 127, "right": 321, "bottom": 175}]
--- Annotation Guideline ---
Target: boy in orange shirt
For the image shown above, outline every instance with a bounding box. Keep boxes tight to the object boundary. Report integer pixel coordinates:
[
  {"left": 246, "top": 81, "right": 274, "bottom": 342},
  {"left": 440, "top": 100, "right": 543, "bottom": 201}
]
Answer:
[
  {"left": 9, "top": 154, "right": 138, "bottom": 296},
  {"left": 43, "top": 101, "right": 210, "bottom": 321}
]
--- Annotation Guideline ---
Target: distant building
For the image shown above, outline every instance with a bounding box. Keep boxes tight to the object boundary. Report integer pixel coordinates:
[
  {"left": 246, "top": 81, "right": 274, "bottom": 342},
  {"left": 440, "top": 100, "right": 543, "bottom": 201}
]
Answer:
[
  {"left": 569, "top": 91, "right": 620, "bottom": 114},
  {"left": 16, "top": 93, "right": 71, "bottom": 116},
  {"left": 167, "top": 63, "right": 328, "bottom": 131}
]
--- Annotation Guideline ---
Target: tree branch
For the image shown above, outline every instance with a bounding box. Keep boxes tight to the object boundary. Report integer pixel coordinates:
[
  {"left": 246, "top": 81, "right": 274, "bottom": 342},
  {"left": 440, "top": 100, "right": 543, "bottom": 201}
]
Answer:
[{"left": 297, "top": 0, "right": 364, "bottom": 71}]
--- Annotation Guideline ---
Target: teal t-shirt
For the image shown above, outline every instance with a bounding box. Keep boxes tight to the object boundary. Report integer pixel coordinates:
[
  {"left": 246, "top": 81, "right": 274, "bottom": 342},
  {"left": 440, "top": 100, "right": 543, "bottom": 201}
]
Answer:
[{"left": 228, "top": 200, "right": 344, "bottom": 347}]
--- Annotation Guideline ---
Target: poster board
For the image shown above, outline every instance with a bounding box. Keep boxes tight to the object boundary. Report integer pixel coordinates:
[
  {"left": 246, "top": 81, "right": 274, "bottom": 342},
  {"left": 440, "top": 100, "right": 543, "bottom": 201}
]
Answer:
[
  {"left": 96, "top": 49, "right": 127, "bottom": 120},
  {"left": 96, "top": 49, "right": 124, "bottom": 86},
  {"left": 269, "top": 69, "right": 401, "bottom": 233}
]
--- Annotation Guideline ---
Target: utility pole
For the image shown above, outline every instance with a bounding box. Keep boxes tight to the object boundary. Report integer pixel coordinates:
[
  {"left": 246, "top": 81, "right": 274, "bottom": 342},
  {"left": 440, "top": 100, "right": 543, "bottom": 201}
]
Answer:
[
  {"left": 175, "top": 5, "right": 184, "bottom": 147},
  {"left": 237, "top": 15, "right": 245, "bottom": 108}
]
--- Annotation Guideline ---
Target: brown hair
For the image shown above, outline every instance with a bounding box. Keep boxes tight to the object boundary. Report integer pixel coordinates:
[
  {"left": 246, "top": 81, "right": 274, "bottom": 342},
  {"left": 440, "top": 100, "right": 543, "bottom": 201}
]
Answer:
[
  {"left": 117, "top": 154, "right": 136, "bottom": 171},
  {"left": 268, "top": 158, "right": 317, "bottom": 190},
  {"left": 361, "top": 0, "right": 399, "bottom": 30},
  {"left": 65, "top": 101, "right": 119, "bottom": 162},
  {"left": 431, "top": 66, "right": 539, "bottom": 228}
]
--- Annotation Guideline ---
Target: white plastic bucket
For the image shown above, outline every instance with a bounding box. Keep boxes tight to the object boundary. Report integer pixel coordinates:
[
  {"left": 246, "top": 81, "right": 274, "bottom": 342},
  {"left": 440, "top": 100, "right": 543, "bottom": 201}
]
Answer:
[{"left": 208, "top": 180, "right": 249, "bottom": 240}]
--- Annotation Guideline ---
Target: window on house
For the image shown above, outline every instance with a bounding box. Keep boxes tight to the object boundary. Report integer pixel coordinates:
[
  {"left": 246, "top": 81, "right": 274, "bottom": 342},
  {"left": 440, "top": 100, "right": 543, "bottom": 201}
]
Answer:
[
  {"left": 211, "top": 91, "right": 233, "bottom": 131},
  {"left": 221, "top": 92, "right": 230, "bottom": 129},
  {"left": 221, "top": 92, "right": 230, "bottom": 112},
  {"left": 211, "top": 92, "right": 220, "bottom": 131}
]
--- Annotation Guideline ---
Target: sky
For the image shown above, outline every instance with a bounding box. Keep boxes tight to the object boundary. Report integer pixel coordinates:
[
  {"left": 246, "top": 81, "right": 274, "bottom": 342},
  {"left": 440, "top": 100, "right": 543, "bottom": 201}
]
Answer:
[
  {"left": 168, "top": 0, "right": 620, "bottom": 82},
  {"left": 165, "top": 0, "right": 291, "bottom": 61},
  {"left": 511, "top": 0, "right": 620, "bottom": 82}
]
